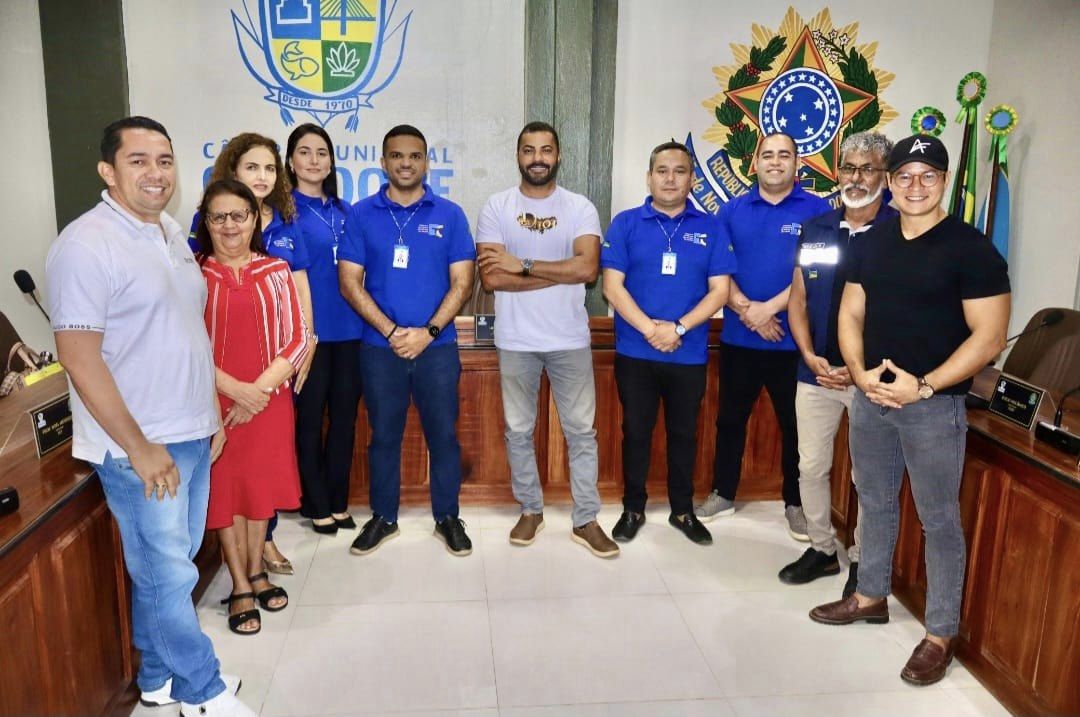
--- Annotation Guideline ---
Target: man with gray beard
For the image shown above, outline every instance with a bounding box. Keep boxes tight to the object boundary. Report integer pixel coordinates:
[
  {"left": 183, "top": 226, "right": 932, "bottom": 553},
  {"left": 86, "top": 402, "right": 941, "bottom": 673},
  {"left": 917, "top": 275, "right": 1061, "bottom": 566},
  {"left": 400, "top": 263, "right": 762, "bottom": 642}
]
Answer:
[{"left": 777, "top": 132, "right": 895, "bottom": 595}]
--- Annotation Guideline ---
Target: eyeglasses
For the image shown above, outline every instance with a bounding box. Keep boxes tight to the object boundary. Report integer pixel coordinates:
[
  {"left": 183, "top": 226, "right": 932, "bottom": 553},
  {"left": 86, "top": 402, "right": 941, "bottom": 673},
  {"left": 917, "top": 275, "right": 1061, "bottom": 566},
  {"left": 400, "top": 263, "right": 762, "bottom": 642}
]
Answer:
[
  {"left": 206, "top": 209, "right": 253, "bottom": 225},
  {"left": 838, "top": 165, "right": 884, "bottom": 179},
  {"left": 892, "top": 171, "right": 943, "bottom": 188}
]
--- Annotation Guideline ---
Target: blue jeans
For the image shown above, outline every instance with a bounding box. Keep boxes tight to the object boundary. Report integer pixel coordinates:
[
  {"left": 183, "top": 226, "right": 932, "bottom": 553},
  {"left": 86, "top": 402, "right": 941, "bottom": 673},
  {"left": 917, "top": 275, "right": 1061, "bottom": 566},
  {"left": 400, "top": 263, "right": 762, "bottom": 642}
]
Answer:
[
  {"left": 360, "top": 343, "right": 462, "bottom": 522},
  {"left": 850, "top": 391, "right": 968, "bottom": 637},
  {"left": 92, "top": 438, "right": 224, "bottom": 703}
]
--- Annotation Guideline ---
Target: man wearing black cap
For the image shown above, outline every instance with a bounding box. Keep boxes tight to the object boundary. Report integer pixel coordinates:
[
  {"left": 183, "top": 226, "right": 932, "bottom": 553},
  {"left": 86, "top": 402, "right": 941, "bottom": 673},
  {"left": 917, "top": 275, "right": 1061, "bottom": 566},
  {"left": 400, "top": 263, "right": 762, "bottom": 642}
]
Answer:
[{"left": 808, "top": 134, "right": 1010, "bottom": 686}]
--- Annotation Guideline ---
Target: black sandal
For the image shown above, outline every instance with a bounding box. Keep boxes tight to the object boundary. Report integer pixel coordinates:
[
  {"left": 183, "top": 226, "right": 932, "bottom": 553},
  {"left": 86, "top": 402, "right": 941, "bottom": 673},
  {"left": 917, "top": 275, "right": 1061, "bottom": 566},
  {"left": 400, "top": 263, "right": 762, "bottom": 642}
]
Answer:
[
  {"left": 249, "top": 571, "right": 289, "bottom": 612},
  {"left": 220, "top": 592, "right": 261, "bottom": 635}
]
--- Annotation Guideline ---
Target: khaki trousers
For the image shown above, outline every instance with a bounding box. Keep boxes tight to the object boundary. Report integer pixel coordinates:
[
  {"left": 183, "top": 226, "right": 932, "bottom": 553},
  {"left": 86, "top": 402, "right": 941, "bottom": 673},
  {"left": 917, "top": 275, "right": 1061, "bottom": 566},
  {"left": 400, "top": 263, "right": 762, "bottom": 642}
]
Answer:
[{"left": 795, "top": 380, "right": 861, "bottom": 561}]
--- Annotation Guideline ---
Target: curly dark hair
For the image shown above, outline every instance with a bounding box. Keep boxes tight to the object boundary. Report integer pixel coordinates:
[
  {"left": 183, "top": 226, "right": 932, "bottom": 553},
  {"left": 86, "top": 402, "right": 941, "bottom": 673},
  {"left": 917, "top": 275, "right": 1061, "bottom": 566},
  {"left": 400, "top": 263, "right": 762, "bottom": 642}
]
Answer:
[
  {"left": 193, "top": 179, "right": 266, "bottom": 263},
  {"left": 210, "top": 132, "right": 297, "bottom": 222}
]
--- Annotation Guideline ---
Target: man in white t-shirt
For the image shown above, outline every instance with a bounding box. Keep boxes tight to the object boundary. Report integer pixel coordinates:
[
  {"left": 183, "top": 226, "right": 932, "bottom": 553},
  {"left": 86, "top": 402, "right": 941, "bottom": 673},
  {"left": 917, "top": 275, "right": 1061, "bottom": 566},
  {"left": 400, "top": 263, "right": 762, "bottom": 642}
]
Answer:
[
  {"left": 46, "top": 117, "right": 251, "bottom": 717},
  {"left": 475, "top": 121, "right": 619, "bottom": 558}
]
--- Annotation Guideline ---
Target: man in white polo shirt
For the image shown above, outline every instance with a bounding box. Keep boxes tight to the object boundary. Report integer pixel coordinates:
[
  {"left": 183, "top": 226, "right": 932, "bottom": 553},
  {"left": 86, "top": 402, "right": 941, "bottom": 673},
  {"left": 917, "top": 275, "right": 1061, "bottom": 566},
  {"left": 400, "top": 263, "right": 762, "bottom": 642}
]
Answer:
[
  {"left": 46, "top": 117, "right": 252, "bottom": 717},
  {"left": 475, "top": 121, "right": 618, "bottom": 558}
]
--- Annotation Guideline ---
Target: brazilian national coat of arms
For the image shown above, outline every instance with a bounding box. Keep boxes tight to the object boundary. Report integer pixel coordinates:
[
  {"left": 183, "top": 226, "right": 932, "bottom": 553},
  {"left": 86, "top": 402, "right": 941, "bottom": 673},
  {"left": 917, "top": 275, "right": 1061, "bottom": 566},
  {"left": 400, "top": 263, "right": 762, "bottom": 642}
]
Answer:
[
  {"left": 233, "top": 0, "right": 412, "bottom": 131},
  {"left": 689, "top": 7, "right": 896, "bottom": 210}
]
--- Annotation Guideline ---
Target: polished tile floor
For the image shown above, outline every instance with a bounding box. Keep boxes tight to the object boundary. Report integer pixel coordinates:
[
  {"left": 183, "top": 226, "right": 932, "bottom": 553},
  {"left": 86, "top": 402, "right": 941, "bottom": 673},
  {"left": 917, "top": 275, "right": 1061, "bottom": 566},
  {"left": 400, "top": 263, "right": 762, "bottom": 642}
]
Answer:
[{"left": 132, "top": 502, "right": 1009, "bottom": 717}]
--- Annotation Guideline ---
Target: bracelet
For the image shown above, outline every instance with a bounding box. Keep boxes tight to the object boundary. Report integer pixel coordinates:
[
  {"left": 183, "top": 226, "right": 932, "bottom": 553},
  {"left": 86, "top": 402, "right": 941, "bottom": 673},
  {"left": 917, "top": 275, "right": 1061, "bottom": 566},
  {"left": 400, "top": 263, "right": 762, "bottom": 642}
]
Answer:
[{"left": 385, "top": 324, "right": 398, "bottom": 339}]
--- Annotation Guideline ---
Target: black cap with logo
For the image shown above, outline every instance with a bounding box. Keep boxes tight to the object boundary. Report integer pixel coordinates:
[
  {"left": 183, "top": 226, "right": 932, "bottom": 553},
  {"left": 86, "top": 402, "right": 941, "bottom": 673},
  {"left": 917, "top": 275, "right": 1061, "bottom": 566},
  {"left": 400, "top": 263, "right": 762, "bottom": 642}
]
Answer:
[{"left": 887, "top": 134, "right": 949, "bottom": 172}]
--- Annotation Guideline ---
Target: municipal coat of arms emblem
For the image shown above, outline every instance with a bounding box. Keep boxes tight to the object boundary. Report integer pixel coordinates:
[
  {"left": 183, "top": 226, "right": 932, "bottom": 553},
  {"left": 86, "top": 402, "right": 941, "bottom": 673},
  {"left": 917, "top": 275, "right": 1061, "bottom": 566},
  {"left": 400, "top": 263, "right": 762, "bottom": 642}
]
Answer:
[
  {"left": 233, "top": 0, "right": 412, "bottom": 130},
  {"left": 689, "top": 7, "right": 896, "bottom": 209}
]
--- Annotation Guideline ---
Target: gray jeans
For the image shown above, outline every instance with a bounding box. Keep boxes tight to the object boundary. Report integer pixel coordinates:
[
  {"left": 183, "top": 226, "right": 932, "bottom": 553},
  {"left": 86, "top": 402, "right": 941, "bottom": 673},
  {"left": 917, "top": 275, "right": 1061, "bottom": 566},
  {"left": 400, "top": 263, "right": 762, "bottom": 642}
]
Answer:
[
  {"left": 795, "top": 381, "right": 860, "bottom": 561},
  {"left": 850, "top": 390, "right": 968, "bottom": 637},
  {"left": 497, "top": 348, "right": 601, "bottom": 527}
]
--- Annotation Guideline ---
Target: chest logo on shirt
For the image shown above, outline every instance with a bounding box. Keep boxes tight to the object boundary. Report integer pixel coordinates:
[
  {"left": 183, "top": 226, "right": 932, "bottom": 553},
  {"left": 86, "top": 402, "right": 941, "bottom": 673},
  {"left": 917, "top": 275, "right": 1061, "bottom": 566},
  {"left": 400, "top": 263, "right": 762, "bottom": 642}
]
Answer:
[
  {"left": 517, "top": 213, "right": 558, "bottom": 234},
  {"left": 269, "top": 236, "right": 295, "bottom": 251},
  {"left": 682, "top": 232, "right": 708, "bottom": 246},
  {"left": 780, "top": 223, "right": 803, "bottom": 236},
  {"left": 418, "top": 224, "right": 444, "bottom": 238}
]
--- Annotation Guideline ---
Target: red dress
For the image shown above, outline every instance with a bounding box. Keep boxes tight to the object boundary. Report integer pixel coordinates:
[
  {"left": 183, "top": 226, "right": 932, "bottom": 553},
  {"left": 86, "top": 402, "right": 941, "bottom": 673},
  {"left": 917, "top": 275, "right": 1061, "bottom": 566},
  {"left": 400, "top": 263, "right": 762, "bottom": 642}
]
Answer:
[{"left": 202, "top": 256, "right": 309, "bottom": 530}]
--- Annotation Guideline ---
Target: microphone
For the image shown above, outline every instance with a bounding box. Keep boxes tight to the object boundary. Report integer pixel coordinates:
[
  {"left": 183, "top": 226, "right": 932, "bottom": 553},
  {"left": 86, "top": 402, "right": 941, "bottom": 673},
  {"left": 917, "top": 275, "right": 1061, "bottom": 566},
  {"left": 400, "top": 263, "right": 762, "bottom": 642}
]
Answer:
[
  {"left": 1054, "top": 383, "right": 1080, "bottom": 427},
  {"left": 1005, "top": 309, "right": 1064, "bottom": 345},
  {"left": 13, "top": 270, "right": 50, "bottom": 322}
]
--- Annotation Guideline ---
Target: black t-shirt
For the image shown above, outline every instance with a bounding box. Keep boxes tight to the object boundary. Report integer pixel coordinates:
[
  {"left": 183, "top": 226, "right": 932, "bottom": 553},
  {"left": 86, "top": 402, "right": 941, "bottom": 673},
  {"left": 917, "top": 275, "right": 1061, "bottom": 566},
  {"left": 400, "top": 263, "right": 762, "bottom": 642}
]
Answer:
[{"left": 847, "top": 214, "right": 1010, "bottom": 395}]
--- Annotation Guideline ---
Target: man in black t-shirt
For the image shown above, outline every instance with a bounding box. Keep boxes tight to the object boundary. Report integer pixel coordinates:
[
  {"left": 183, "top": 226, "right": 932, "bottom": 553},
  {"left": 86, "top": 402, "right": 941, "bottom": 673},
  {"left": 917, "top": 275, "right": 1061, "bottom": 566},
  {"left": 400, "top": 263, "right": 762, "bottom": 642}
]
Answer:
[{"left": 808, "top": 135, "right": 1011, "bottom": 687}]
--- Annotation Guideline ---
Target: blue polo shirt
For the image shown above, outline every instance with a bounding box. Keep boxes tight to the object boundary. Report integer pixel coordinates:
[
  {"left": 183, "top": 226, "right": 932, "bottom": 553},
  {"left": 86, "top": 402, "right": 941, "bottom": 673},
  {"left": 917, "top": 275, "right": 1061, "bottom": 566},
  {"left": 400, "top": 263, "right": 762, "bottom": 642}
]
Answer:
[
  {"left": 718, "top": 183, "right": 830, "bottom": 351},
  {"left": 188, "top": 208, "right": 311, "bottom": 271},
  {"left": 338, "top": 183, "right": 475, "bottom": 348},
  {"left": 602, "top": 198, "right": 737, "bottom": 365},
  {"left": 292, "top": 190, "right": 364, "bottom": 342}
]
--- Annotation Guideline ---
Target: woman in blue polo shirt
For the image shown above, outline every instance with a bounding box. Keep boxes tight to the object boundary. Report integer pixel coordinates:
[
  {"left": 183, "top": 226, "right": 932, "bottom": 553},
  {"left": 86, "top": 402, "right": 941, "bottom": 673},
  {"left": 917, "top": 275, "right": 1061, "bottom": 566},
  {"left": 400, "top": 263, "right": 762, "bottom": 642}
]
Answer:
[
  {"left": 285, "top": 123, "right": 365, "bottom": 536},
  {"left": 191, "top": 132, "right": 316, "bottom": 574}
]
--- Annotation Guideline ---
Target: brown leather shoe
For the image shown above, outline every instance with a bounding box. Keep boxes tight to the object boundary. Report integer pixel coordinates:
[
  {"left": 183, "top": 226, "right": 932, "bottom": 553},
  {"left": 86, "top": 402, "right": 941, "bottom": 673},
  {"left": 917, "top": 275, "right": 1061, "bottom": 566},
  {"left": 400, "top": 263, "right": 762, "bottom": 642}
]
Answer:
[
  {"left": 509, "top": 512, "right": 545, "bottom": 546},
  {"left": 900, "top": 638, "right": 955, "bottom": 686},
  {"left": 809, "top": 594, "right": 889, "bottom": 625},
  {"left": 571, "top": 521, "right": 620, "bottom": 558}
]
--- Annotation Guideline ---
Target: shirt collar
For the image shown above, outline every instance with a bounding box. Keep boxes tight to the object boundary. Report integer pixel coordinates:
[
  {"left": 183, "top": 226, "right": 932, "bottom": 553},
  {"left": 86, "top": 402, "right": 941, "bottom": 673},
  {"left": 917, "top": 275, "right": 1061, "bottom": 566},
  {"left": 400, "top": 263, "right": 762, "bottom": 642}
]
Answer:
[
  {"left": 748, "top": 182, "right": 810, "bottom": 206},
  {"left": 100, "top": 190, "right": 183, "bottom": 242},
  {"left": 372, "top": 183, "right": 435, "bottom": 210},
  {"left": 639, "top": 196, "right": 704, "bottom": 221},
  {"left": 292, "top": 189, "right": 340, "bottom": 210}
]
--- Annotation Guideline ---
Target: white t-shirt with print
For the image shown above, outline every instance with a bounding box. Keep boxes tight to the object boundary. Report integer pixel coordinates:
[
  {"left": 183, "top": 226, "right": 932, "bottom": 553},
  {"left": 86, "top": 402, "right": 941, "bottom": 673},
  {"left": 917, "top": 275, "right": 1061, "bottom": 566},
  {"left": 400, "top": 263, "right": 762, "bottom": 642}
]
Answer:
[{"left": 475, "top": 186, "right": 602, "bottom": 351}]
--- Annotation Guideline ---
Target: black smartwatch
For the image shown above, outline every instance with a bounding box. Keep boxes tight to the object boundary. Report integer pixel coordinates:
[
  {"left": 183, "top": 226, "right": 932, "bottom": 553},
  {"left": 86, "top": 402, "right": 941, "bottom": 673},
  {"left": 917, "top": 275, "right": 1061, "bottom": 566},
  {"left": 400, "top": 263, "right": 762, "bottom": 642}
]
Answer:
[{"left": 427, "top": 323, "right": 441, "bottom": 339}]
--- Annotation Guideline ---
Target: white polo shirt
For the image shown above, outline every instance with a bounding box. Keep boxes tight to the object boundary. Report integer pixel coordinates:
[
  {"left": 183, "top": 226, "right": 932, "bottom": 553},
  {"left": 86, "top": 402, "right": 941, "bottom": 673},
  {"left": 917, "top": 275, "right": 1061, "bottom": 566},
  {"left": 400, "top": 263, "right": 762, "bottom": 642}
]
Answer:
[
  {"left": 475, "top": 186, "right": 602, "bottom": 351},
  {"left": 46, "top": 191, "right": 219, "bottom": 463}
]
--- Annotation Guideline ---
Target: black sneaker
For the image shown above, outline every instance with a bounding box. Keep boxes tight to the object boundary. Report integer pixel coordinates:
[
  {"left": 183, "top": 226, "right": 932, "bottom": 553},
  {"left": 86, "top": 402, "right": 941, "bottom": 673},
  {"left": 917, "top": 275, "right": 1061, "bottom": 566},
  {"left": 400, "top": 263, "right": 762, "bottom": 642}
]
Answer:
[
  {"left": 612, "top": 511, "right": 645, "bottom": 542},
  {"left": 843, "top": 561, "right": 859, "bottom": 598},
  {"left": 349, "top": 515, "right": 399, "bottom": 555},
  {"left": 434, "top": 516, "right": 472, "bottom": 556},
  {"left": 668, "top": 513, "right": 712, "bottom": 545},
  {"left": 778, "top": 547, "right": 841, "bottom": 585}
]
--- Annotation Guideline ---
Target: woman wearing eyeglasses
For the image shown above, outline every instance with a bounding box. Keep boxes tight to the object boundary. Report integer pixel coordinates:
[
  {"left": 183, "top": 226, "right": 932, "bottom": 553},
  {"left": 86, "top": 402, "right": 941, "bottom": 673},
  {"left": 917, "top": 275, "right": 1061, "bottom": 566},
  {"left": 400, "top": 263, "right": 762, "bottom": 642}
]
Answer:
[
  {"left": 195, "top": 179, "right": 310, "bottom": 635},
  {"left": 193, "top": 132, "right": 315, "bottom": 575},
  {"left": 285, "top": 123, "right": 365, "bottom": 536}
]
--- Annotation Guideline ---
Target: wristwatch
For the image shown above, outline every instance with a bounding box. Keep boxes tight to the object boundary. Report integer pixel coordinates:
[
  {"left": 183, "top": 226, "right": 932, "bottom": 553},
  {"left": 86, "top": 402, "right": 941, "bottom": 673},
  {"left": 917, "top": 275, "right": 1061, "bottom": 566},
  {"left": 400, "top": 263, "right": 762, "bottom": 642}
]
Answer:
[
  {"left": 674, "top": 321, "right": 687, "bottom": 337},
  {"left": 917, "top": 376, "right": 935, "bottom": 400},
  {"left": 521, "top": 258, "right": 534, "bottom": 276},
  {"left": 426, "top": 323, "right": 441, "bottom": 339}
]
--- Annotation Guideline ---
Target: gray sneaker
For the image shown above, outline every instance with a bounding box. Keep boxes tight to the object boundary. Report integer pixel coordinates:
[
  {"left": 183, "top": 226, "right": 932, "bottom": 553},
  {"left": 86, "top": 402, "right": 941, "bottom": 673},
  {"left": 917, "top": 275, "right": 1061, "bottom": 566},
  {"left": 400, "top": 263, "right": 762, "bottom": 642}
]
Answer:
[
  {"left": 785, "top": 506, "right": 810, "bottom": 542},
  {"left": 695, "top": 490, "right": 735, "bottom": 522}
]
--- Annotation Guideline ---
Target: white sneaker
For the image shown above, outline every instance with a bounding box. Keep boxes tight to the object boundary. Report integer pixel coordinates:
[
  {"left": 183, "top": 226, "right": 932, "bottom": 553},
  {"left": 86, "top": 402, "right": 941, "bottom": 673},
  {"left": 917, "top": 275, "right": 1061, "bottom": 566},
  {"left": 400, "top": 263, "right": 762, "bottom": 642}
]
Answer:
[
  {"left": 180, "top": 688, "right": 256, "bottom": 717},
  {"left": 142, "top": 674, "right": 240, "bottom": 708}
]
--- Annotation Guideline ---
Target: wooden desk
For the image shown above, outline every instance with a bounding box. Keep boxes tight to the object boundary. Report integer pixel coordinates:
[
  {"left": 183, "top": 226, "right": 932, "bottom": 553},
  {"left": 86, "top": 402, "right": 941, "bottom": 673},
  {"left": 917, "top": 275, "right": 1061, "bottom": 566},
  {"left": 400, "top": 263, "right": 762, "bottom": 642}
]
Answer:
[
  {"left": 826, "top": 379, "right": 1079, "bottom": 716},
  {"left": 347, "top": 316, "right": 789, "bottom": 505}
]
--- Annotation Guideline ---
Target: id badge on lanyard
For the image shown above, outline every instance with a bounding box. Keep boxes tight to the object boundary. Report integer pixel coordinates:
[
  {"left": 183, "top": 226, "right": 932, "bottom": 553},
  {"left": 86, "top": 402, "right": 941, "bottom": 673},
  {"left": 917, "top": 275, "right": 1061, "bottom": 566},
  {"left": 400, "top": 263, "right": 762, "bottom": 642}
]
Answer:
[
  {"left": 661, "top": 251, "right": 677, "bottom": 276},
  {"left": 393, "top": 244, "right": 410, "bottom": 269}
]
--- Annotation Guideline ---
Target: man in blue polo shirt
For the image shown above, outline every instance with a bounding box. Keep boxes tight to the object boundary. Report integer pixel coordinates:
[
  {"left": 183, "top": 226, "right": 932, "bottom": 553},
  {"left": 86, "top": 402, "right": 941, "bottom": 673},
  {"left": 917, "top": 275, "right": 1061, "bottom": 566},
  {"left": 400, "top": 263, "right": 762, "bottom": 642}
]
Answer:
[
  {"left": 602, "top": 141, "right": 736, "bottom": 545},
  {"left": 338, "top": 124, "right": 476, "bottom": 557},
  {"left": 780, "top": 131, "right": 896, "bottom": 595},
  {"left": 696, "top": 133, "right": 830, "bottom": 541}
]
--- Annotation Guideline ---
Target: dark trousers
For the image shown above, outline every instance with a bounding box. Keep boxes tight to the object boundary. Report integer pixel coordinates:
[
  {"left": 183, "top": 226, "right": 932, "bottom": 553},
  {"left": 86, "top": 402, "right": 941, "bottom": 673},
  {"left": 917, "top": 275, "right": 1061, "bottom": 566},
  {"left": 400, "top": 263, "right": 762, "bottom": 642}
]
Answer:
[
  {"left": 712, "top": 343, "right": 800, "bottom": 506},
  {"left": 359, "top": 343, "right": 463, "bottom": 523},
  {"left": 615, "top": 354, "right": 707, "bottom": 516},
  {"left": 296, "top": 340, "right": 363, "bottom": 520}
]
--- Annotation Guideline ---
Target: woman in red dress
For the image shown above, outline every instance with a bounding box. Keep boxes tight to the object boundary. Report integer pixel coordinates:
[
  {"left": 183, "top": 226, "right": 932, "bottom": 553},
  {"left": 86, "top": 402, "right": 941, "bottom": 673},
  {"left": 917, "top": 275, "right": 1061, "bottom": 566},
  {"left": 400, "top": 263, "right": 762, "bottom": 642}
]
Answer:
[{"left": 193, "top": 179, "right": 310, "bottom": 635}]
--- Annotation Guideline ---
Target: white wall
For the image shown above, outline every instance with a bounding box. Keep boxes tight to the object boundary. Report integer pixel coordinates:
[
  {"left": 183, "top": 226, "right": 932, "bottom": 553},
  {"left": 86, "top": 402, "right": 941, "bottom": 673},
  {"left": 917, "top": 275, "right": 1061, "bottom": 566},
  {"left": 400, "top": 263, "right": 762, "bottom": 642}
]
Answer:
[
  {"left": 1, "top": 0, "right": 57, "bottom": 353},
  {"left": 986, "top": 0, "right": 1080, "bottom": 331},
  {"left": 122, "top": 1, "right": 526, "bottom": 228},
  {"left": 612, "top": 0, "right": 993, "bottom": 212}
]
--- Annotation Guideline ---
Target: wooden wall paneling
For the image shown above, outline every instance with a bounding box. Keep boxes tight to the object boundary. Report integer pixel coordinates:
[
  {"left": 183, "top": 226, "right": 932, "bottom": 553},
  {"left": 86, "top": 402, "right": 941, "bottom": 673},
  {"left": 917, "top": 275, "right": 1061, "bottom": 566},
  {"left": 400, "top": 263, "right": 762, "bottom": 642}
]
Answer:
[
  {"left": 44, "top": 502, "right": 129, "bottom": 716},
  {"left": 829, "top": 415, "right": 855, "bottom": 547},
  {"left": 692, "top": 352, "right": 722, "bottom": 496},
  {"left": 956, "top": 457, "right": 995, "bottom": 641},
  {"left": 736, "top": 392, "right": 785, "bottom": 500},
  {"left": 983, "top": 481, "right": 1059, "bottom": 690},
  {"left": 457, "top": 354, "right": 514, "bottom": 502},
  {"left": 592, "top": 351, "right": 622, "bottom": 500},
  {"left": 0, "top": 569, "right": 48, "bottom": 716},
  {"left": 1034, "top": 512, "right": 1080, "bottom": 714}
]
